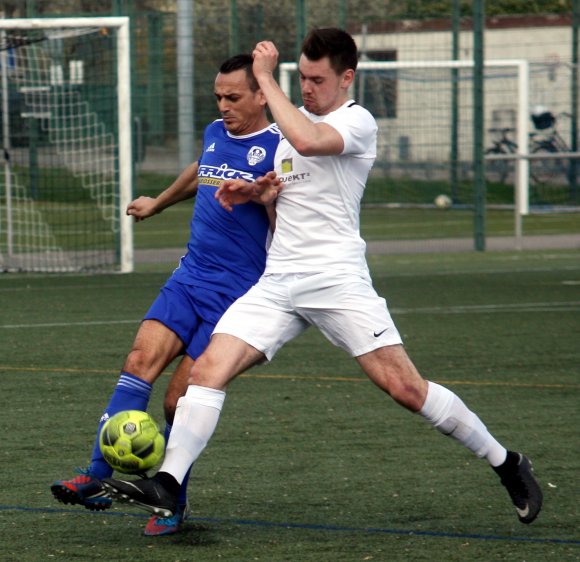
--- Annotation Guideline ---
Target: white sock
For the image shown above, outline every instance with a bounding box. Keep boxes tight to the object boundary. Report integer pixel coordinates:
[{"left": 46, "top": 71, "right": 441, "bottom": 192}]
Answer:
[
  {"left": 419, "top": 381, "right": 507, "bottom": 467},
  {"left": 160, "top": 385, "right": 226, "bottom": 484}
]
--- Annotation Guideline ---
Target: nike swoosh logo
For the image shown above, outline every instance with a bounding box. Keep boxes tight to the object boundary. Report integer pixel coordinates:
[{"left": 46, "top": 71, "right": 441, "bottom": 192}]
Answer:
[
  {"left": 516, "top": 504, "right": 530, "bottom": 518},
  {"left": 373, "top": 328, "right": 389, "bottom": 337}
]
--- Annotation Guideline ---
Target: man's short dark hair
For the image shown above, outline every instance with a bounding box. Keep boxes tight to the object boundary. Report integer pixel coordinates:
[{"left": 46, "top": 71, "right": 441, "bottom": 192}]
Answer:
[
  {"left": 301, "top": 28, "right": 358, "bottom": 74},
  {"left": 219, "top": 54, "right": 259, "bottom": 92}
]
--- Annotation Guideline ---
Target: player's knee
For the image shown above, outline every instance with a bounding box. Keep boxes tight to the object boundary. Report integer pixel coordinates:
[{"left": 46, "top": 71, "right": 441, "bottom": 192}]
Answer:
[
  {"left": 186, "top": 336, "right": 251, "bottom": 390},
  {"left": 383, "top": 376, "right": 427, "bottom": 412},
  {"left": 188, "top": 357, "right": 208, "bottom": 386},
  {"left": 123, "top": 348, "right": 159, "bottom": 380},
  {"left": 188, "top": 351, "right": 214, "bottom": 382}
]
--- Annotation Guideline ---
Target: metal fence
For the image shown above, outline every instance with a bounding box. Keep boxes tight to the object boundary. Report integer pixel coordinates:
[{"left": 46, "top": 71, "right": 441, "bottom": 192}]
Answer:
[{"left": 2, "top": 1, "right": 579, "bottom": 253}]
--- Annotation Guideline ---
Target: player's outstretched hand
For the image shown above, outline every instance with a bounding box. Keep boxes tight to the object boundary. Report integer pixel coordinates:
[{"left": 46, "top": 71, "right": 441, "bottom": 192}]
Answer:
[
  {"left": 215, "top": 171, "right": 282, "bottom": 211},
  {"left": 126, "top": 196, "right": 158, "bottom": 222},
  {"left": 215, "top": 179, "right": 255, "bottom": 211}
]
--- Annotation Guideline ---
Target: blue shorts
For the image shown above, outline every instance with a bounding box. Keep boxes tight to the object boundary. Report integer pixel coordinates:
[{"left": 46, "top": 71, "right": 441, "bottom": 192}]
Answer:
[{"left": 144, "top": 277, "right": 237, "bottom": 360}]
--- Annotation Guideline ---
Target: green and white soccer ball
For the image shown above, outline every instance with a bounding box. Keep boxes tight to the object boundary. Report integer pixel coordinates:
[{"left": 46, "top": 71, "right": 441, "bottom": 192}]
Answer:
[{"left": 99, "top": 410, "right": 165, "bottom": 473}]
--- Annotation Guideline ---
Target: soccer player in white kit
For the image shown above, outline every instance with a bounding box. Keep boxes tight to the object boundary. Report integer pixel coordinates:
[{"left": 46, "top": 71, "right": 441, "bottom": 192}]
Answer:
[{"left": 104, "top": 28, "right": 543, "bottom": 527}]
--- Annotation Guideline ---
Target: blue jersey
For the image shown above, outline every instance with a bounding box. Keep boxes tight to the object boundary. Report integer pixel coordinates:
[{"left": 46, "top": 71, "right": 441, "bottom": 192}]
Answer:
[{"left": 171, "top": 120, "right": 281, "bottom": 297}]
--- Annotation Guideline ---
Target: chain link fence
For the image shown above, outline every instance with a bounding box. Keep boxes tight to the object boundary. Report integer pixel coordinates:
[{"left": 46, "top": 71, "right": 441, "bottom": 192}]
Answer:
[{"left": 2, "top": 1, "right": 579, "bottom": 254}]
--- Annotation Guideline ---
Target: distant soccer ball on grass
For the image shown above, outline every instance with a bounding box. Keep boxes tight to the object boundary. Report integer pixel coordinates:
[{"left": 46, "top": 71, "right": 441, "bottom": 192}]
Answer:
[
  {"left": 434, "top": 194, "right": 452, "bottom": 209},
  {"left": 99, "top": 410, "right": 164, "bottom": 473}
]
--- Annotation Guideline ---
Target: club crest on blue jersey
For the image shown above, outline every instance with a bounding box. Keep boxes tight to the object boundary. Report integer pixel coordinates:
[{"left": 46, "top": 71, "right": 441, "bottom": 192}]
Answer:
[{"left": 247, "top": 146, "right": 266, "bottom": 166}]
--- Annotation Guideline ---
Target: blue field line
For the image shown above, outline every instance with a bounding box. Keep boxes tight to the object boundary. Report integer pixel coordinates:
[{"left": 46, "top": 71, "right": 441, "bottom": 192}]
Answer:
[{"left": 1, "top": 504, "right": 579, "bottom": 546}]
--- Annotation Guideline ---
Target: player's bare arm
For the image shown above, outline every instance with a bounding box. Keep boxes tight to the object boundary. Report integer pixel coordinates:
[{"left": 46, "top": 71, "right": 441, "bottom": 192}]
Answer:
[
  {"left": 252, "top": 41, "right": 345, "bottom": 156},
  {"left": 215, "top": 171, "right": 281, "bottom": 212},
  {"left": 127, "top": 162, "right": 200, "bottom": 222}
]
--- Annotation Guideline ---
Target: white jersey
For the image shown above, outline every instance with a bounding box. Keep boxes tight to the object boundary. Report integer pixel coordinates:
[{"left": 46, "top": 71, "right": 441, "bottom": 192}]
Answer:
[{"left": 265, "top": 99, "right": 377, "bottom": 276}]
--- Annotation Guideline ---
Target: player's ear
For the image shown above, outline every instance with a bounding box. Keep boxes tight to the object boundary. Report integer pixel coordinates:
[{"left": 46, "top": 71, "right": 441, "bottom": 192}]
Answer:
[
  {"left": 341, "top": 68, "right": 355, "bottom": 90},
  {"left": 256, "top": 88, "right": 268, "bottom": 108}
]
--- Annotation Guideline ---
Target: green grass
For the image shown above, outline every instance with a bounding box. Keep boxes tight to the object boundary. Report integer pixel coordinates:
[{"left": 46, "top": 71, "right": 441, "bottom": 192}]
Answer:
[
  {"left": 130, "top": 200, "right": 580, "bottom": 250},
  {"left": 363, "top": 175, "right": 516, "bottom": 206},
  {"left": 1, "top": 251, "right": 579, "bottom": 561},
  {"left": 131, "top": 170, "right": 580, "bottom": 250}
]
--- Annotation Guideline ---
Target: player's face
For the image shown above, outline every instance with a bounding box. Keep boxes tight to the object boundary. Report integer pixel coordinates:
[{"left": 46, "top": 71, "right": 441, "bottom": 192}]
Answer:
[
  {"left": 214, "top": 69, "right": 267, "bottom": 135},
  {"left": 298, "top": 55, "right": 354, "bottom": 116}
]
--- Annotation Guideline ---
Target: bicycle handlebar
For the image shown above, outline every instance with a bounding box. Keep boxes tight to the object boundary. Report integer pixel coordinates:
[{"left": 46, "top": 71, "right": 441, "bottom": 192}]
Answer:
[{"left": 488, "top": 127, "right": 514, "bottom": 134}]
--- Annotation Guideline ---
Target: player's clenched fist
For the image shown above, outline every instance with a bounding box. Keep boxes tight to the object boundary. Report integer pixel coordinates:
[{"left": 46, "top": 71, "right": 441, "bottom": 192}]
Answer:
[
  {"left": 252, "top": 41, "right": 279, "bottom": 78},
  {"left": 126, "top": 196, "right": 158, "bottom": 222}
]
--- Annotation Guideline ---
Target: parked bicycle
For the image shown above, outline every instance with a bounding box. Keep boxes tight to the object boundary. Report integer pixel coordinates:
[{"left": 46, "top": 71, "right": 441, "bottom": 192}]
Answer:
[
  {"left": 484, "top": 110, "right": 574, "bottom": 187},
  {"left": 529, "top": 109, "right": 572, "bottom": 185}
]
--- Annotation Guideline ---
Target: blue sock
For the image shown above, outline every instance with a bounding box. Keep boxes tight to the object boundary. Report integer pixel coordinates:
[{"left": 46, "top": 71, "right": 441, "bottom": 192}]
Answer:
[
  {"left": 165, "top": 423, "right": 192, "bottom": 506},
  {"left": 88, "top": 372, "right": 153, "bottom": 479}
]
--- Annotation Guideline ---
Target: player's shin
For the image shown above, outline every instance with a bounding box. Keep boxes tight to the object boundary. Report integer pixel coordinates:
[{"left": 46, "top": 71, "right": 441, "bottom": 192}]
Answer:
[
  {"left": 419, "top": 381, "right": 507, "bottom": 467},
  {"left": 160, "top": 385, "right": 226, "bottom": 483}
]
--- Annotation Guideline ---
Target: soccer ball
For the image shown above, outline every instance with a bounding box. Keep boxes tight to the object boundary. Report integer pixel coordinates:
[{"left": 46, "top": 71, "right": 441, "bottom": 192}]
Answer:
[
  {"left": 99, "top": 410, "right": 165, "bottom": 473},
  {"left": 434, "top": 194, "right": 452, "bottom": 209}
]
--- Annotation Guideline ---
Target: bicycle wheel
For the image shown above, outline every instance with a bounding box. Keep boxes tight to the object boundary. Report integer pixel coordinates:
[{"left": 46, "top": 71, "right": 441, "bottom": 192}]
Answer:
[
  {"left": 485, "top": 147, "right": 512, "bottom": 184},
  {"left": 530, "top": 144, "right": 568, "bottom": 184}
]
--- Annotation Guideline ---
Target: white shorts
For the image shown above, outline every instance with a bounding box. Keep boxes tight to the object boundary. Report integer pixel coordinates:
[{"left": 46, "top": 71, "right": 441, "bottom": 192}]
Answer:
[{"left": 213, "top": 271, "right": 402, "bottom": 361}]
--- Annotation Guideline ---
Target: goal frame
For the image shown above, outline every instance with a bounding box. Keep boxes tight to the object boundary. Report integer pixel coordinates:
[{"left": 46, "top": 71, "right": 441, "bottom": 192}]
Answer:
[{"left": 0, "top": 17, "right": 133, "bottom": 272}]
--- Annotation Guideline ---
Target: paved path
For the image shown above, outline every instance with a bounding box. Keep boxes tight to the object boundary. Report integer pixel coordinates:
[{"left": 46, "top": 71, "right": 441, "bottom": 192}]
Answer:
[{"left": 366, "top": 233, "right": 580, "bottom": 254}]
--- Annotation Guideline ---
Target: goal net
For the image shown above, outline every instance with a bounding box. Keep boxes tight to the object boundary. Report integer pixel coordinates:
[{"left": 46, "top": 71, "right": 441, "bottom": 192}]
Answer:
[
  {"left": 0, "top": 17, "right": 133, "bottom": 272},
  {"left": 280, "top": 59, "right": 579, "bottom": 215}
]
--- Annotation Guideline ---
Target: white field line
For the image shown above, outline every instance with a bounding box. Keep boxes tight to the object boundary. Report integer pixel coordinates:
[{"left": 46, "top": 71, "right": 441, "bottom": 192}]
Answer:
[
  {"left": 0, "top": 319, "right": 140, "bottom": 329},
  {"left": 0, "top": 282, "right": 157, "bottom": 293},
  {"left": 391, "top": 300, "right": 580, "bottom": 315}
]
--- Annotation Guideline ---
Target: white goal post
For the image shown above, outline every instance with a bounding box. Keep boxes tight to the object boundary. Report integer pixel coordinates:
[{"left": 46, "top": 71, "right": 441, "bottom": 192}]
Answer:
[
  {"left": 280, "top": 59, "right": 531, "bottom": 218},
  {"left": 0, "top": 17, "right": 133, "bottom": 272}
]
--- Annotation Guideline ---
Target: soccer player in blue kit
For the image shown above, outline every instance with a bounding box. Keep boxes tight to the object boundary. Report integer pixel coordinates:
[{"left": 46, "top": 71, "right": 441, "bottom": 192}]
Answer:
[{"left": 50, "top": 54, "right": 281, "bottom": 536}]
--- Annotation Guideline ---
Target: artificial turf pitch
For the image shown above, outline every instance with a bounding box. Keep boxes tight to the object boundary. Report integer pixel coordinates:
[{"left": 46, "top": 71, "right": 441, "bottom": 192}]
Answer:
[{"left": 1, "top": 250, "right": 578, "bottom": 561}]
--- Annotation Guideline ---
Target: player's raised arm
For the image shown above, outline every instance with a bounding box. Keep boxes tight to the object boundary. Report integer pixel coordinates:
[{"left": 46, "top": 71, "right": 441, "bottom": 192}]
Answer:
[
  {"left": 127, "top": 161, "right": 200, "bottom": 221},
  {"left": 252, "top": 41, "right": 346, "bottom": 156}
]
